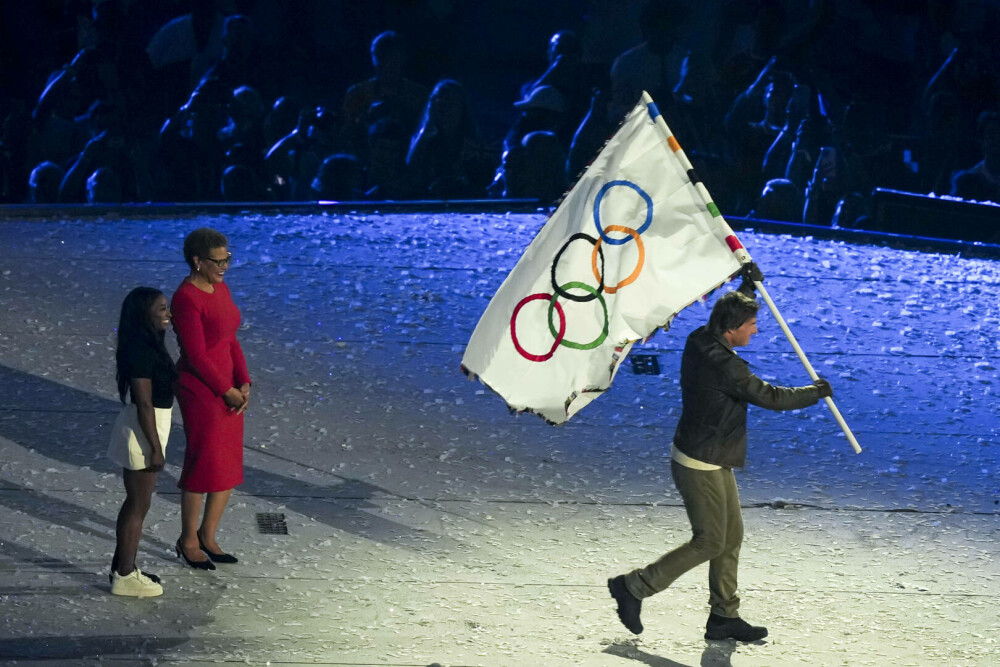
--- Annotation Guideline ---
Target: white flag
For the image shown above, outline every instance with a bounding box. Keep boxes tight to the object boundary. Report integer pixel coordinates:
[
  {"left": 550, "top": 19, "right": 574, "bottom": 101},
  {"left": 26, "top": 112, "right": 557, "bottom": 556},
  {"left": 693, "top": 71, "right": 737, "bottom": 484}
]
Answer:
[{"left": 462, "top": 92, "right": 749, "bottom": 424}]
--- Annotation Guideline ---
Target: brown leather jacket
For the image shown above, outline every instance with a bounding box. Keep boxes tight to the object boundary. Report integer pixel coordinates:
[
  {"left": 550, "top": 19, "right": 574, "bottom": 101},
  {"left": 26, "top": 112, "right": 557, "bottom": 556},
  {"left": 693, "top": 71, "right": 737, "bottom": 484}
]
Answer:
[{"left": 673, "top": 326, "right": 820, "bottom": 468}]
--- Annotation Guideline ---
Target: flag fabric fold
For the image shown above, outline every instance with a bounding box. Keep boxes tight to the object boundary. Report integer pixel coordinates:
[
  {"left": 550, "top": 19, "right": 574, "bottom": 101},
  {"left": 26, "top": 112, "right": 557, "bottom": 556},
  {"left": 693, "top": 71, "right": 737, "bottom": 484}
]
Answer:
[{"left": 462, "top": 92, "right": 747, "bottom": 424}]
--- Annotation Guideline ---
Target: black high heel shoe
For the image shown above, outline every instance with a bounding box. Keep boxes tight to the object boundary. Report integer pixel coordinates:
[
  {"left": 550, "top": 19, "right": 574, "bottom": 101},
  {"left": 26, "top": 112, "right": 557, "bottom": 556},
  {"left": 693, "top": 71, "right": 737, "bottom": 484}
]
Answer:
[
  {"left": 175, "top": 541, "right": 216, "bottom": 570},
  {"left": 197, "top": 533, "right": 239, "bottom": 564}
]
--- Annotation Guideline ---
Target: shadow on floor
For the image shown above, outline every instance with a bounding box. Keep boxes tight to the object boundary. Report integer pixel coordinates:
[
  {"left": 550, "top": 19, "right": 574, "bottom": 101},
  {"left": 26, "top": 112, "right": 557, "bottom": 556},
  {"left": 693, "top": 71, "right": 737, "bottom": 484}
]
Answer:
[{"left": 0, "top": 363, "right": 460, "bottom": 553}]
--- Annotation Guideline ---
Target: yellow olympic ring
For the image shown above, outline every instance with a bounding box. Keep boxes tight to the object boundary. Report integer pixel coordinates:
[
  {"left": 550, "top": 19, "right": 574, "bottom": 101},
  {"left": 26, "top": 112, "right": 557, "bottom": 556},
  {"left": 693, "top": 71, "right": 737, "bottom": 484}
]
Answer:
[{"left": 591, "top": 225, "right": 645, "bottom": 294}]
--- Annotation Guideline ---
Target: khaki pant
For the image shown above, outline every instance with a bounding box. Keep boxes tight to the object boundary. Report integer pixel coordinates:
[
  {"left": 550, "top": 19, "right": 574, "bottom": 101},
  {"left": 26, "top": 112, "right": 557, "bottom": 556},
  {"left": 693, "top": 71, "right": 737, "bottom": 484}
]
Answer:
[{"left": 625, "top": 460, "right": 743, "bottom": 618}]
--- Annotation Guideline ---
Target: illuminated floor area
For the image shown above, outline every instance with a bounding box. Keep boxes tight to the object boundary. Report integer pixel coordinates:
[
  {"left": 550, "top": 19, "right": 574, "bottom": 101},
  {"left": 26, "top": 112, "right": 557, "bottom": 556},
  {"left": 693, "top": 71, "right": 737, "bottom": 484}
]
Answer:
[{"left": 1, "top": 211, "right": 998, "bottom": 666}]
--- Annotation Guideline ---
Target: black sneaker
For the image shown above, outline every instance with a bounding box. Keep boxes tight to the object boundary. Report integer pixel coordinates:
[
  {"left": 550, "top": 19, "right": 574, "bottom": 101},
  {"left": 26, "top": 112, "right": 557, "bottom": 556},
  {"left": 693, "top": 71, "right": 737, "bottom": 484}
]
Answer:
[
  {"left": 607, "top": 575, "right": 643, "bottom": 634},
  {"left": 704, "top": 613, "right": 768, "bottom": 642}
]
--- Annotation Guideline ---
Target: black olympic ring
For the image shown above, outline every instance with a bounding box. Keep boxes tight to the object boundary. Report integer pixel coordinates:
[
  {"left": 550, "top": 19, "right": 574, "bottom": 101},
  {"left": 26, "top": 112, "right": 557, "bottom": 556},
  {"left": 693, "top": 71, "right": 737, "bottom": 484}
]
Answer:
[{"left": 550, "top": 233, "right": 605, "bottom": 302}]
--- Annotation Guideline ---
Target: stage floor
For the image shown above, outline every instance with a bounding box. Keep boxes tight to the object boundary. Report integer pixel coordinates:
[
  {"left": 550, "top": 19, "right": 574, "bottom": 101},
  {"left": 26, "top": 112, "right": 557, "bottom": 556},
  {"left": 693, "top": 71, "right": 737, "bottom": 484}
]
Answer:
[{"left": 1, "top": 211, "right": 998, "bottom": 665}]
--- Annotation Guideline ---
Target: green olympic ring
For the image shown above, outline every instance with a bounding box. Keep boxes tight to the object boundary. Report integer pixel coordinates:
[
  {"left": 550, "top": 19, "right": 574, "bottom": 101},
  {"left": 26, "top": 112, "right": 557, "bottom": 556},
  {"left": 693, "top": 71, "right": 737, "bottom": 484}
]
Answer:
[{"left": 547, "top": 281, "right": 609, "bottom": 350}]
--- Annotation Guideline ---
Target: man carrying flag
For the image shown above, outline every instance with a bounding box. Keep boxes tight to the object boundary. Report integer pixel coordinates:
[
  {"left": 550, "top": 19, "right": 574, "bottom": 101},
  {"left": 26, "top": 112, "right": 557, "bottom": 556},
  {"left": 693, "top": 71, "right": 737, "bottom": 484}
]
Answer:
[
  {"left": 461, "top": 89, "right": 856, "bottom": 640},
  {"left": 608, "top": 278, "right": 833, "bottom": 642}
]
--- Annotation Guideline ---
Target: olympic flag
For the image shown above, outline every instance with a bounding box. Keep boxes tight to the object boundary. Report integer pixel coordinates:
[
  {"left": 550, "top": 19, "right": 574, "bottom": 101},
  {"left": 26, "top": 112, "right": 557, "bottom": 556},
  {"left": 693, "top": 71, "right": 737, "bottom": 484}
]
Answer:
[{"left": 461, "top": 92, "right": 748, "bottom": 424}]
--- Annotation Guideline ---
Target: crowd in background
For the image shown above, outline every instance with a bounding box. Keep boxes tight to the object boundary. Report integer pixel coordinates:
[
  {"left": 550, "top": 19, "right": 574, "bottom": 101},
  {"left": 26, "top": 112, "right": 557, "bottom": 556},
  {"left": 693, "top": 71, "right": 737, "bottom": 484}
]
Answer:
[{"left": 2, "top": 0, "right": 1000, "bottom": 228}]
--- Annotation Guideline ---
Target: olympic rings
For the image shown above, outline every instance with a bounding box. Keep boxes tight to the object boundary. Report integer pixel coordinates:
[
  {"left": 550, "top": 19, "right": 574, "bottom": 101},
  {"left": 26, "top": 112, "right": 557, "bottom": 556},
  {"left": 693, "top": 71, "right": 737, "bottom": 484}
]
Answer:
[
  {"left": 591, "top": 225, "right": 645, "bottom": 294},
  {"left": 510, "top": 180, "right": 654, "bottom": 362},
  {"left": 551, "top": 233, "right": 605, "bottom": 302},
  {"left": 593, "top": 180, "right": 653, "bottom": 245},
  {"left": 547, "top": 282, "right": 609, "bottom": 350},
  {"left": 511, "top": 293, "right": 566, "bottom": 362}
]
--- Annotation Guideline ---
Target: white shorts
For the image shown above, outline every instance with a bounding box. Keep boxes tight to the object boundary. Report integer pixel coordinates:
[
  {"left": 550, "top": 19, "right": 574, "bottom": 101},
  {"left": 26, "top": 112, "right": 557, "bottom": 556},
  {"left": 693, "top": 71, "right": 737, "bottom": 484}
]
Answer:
[{"left": 107, "top": 404, "right": 172, "bottom": 470}]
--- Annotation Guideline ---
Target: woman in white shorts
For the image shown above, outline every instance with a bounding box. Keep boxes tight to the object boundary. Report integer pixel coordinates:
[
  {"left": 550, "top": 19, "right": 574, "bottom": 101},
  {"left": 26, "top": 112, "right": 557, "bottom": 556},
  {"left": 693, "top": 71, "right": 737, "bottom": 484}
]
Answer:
[{"left": 106, "top": 287, "right": 175, "bottom": 597}]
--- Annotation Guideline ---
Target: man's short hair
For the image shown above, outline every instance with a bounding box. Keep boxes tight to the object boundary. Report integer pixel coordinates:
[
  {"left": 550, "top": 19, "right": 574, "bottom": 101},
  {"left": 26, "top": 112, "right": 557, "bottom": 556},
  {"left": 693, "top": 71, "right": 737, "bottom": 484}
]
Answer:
[
  {"left": 707, "top": 290, "right": 759, "bottom": 336},
  {"left": 183, "top": 227, "right": 228, "bottom": 269},
  {"left": 371, "top": 31, "right": 402, "bottom": 62}
]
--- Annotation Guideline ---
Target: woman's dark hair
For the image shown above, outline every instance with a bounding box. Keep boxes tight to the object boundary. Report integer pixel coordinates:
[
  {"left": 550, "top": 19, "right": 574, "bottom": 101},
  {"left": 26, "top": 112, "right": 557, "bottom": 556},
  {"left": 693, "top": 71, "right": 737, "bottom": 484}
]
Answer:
[
  {"left": 115, "top": 287, "right": 174, "bottom": 403},
  {"left": 707, "top": 290, "right": 759, "bottom": 336},
  {"left": 183, "top": 227, "right": 228, "bottom": 269},
  {"left": 416, "top": 79, "right": 476, "bottom": 143}
]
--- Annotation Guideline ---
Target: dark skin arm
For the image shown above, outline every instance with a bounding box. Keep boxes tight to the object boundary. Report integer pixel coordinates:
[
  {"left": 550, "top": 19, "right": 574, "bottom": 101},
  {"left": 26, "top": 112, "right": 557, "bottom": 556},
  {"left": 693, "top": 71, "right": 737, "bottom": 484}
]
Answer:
[{"left": 129, "top": 377, "right": 165, "bottom": 472}]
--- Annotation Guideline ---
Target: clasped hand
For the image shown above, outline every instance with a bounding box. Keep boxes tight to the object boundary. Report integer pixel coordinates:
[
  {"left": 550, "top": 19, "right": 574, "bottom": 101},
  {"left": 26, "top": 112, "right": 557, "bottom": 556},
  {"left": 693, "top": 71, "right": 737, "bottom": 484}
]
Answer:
[{"left": 224, "top": 385, "right": 251, "bottom": 414}]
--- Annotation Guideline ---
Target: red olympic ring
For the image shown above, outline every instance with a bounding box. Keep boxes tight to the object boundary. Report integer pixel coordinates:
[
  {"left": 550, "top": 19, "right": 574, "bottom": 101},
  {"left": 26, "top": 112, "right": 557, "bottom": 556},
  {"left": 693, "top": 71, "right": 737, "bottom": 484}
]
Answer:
[{"left": 511, "top": 292, "right": 566, "bottom": 362}]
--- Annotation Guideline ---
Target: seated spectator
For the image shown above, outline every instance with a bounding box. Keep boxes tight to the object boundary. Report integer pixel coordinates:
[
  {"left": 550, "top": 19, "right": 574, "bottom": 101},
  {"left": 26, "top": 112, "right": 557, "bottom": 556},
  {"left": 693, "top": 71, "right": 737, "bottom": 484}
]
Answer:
[
  {"left": 219, "top": 85, "right": 265, "bottom": 158},
  {"left": 490, "top": 131, "right": 568, "bottom": 202},
  {"left": 224, "top": 140, "right": 262, "bottom": 174},
  {"left": 263, "top": 96, "right": 305, "bottom": 153},
  {"left": 918, "top": 91, "right": 975, "bottom": 195},
  {"left": 799, "top": 101, "right": 907, "bottom": 226},
  {"left": 342, "top": 31, "right": 428, "bottom": 158},
  {"left": 34, "top": 49, "right": 111, "bottom": 144},
  {"left": 803, "top": 145, "right": 846, "bottom": 225},
  {"left": 725, "top": 63, "right": 795, "bottom": 213},
  {"left": 146, "top": 1, "right": 226, "bottom": 97},
  {"left": 749, "top": 178, "right": 803, "bottom": 223},
  {"left": 59, "top": 130, "right": 137, "bottom": 203},
  {"left": 520, "top": 30, "right": 589, "bottom": 129},
  {"left": 217, "top": 86, "right": 265, "bottom": 200},
  {"left": 406, "top": 79, "right": 483, "bottom": 198},
  {"left": 950, "top": 111, "right": 1000, "bottom": 203},
  {"left": 831, "top": 192, "right": 869, "bottom": 229},
  {"left": 670, "top": 51, "right": 726, "bottom": 155},
  {"left": 923, "top": 44, "right": 1000, "bottom": 147},
  {"left": 505, "top": 85, "right": 571, "bottom": 151},
  {"left": 86, "top": 166, "right": 123, "bottom": 204},
  {"left": 265, "top": 106, "right": 342, "bottom": 201},
  {"left": 836, "top": 101, "right": 911, "bottom": 200},
  {"left": 31, "top": 54, "right": 88, "bottom": 168},
  {"left": 784, "top": 105, "right": 833, "bottom": 191},
  {"left": 74, "top": 100, "right": 125, "bottom": 152},
  {"left": 364, "top": 117, "right": 416, "bottom": 200},
  {"left": 608, "top": 0, "right": 690, "bottom": 122},
  {"left": 156, "top": 79, "right": 230, "bottom": 201},
  {"left": 221, "top": 164, "right": 259, "bottom": 202},
  {"left": 566, "top": 88, "right": 613, "bottom": 181},
  {"left": 310, "top": 154, "right": 365, "bottom": 201},
  {"left": 198, "top": 15, "right": 258, "bottom": 93},
  {"left": 763, "top": 83, "right": 810, "bottom": 183},
  {"left": 28, "top": 161, "right": 65, "bottom": 204},
  {"left": 723, "top": 57, "right": 780, "bottom": 132},
  {"left": 713, "top": 0, "right": 788, "bottom": 104},
  {"left": 518, "top": 130, "right": 568, "bottom": 202},
  {"left": 487, "top": 142, "right": 528, "bottom": 199}
]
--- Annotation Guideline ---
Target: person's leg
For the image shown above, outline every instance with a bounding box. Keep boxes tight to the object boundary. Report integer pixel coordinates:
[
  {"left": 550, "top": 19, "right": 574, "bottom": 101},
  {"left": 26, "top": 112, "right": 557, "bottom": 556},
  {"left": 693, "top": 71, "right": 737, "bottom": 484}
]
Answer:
[
  {"left": 178, "top": 489, "right": 211, "bottom": 563},
  {"left": 625, "top": 462, "right": 730, "bottom": 599},
  {"left": 114, "top": 468, "right": 158, "bottom": 575},
  {"left": 197, "top": 488, "right": 233, "bottom": 553},
  {"left": 702, "top": 470, "right": 765, "bottom": 641},
  {"left": 707, "top": 469, "right": 743, "bottom": 618}
]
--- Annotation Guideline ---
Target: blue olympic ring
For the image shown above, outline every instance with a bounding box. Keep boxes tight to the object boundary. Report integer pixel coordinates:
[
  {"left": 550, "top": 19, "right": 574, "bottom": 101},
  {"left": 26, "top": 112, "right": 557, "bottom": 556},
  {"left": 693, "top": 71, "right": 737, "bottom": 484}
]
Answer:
[{"left": 592, "top": 180, "right": 653, "bottom": 246}]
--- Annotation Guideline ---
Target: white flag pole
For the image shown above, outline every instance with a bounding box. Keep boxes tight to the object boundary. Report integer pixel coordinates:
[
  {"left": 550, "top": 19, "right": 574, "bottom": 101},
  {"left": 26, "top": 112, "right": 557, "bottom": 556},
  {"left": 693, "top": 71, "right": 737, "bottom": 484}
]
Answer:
[
  {"left": 752, "top": 280, "right": 862, "bottom": 454},
  {"left": 641, "top": 92, "right": 862, "bottom": 454}
]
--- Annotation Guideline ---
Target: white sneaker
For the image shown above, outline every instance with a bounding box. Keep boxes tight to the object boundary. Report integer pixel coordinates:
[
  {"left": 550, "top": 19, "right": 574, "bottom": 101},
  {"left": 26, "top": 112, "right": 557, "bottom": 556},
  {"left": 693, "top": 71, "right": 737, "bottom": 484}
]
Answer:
[{"left": 110, "top": 568, "right": 163, "bottom": 597}]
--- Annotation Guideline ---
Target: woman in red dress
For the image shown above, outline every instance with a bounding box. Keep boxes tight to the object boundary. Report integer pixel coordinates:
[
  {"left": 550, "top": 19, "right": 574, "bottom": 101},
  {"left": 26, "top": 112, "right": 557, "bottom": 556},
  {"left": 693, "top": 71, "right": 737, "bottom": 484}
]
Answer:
[{"left": 171, "top": 227, "right": 251, "bottom": 570}]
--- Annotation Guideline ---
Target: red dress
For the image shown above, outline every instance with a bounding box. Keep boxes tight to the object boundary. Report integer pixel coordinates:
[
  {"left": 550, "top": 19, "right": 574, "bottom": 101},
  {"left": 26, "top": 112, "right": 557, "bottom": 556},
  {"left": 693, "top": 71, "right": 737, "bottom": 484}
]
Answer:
[{"left": 172, "top": 279, "right": 252, "bottom": 492}]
